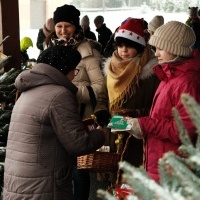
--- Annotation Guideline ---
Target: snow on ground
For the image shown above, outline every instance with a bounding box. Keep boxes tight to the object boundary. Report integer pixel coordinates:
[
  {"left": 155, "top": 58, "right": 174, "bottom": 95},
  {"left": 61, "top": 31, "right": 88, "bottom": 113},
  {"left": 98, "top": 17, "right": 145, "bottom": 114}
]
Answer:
[{"left": 21, "top": 9, "right": 188, "bottom": 59}]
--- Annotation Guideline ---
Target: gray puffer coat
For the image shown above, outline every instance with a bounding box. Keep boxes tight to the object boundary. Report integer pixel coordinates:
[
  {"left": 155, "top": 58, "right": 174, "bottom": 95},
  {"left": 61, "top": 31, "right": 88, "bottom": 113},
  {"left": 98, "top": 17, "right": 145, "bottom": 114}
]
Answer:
[{"left": 3, "top": 64, "right": 105, "bottom": 200}]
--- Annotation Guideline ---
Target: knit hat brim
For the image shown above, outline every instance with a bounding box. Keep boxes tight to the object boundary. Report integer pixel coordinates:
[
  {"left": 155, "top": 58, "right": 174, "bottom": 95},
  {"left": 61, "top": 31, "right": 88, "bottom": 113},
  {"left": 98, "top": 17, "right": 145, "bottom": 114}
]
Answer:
[
  {"left": 53, "top": 4, "right": 80, "bottom": 28},
  {"left": 149, "top": 21, "right": 196, "bottom": 57},
  {"left": 149, "top": 35, "right": 193, "bottom": 57}
]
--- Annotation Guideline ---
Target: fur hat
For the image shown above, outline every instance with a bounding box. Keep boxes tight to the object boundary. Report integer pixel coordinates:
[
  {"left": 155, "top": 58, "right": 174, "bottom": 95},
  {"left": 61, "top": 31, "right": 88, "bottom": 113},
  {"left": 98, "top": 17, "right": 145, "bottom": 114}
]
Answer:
[
  {"left": 43, "top": 18, "right": 55, "bottom": 37},
  {"left": 94, "top": 15, "right": 104, "bottom": 25},
  {"left": 148, "top": 15, "right": 164, "bottom": 32},
  {"left": 114, "top": 18, "right": 146, "bottom": 50},
  {"left": 149, "top": 21, "right": 196, "bottom": 57},
  {"left": 81, "top": 15, "right": 90, "bottom": 26},
  {"left": 37, "top": 45, "right": 81, "bottom": 75},
  {"left": 53, "top": 4, "right": 80, "bottom": 28}
]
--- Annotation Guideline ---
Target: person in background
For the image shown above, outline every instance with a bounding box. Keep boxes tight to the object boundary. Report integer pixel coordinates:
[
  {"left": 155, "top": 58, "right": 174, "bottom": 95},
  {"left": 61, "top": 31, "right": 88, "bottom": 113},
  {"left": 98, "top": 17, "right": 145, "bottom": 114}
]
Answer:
[
  {"left": 125, "top": 21, "right": 200, "bottom": 183},
  {"left": 148, "top": 15, "right": 164, "bottom": 36},
  {"left": 198, "top": 8, "right": 200, "bottom": 19},
  {"left": 46, "top": 4, "right": 104, "bottom": 200},
  {"left": 20, "top": 36, "right": 33, "bottom": 66},
  {"left": 94, "top": 15, "right": 112, "bottom": 55},
  {"left": 103, "top": 26, "right": 118, "bottom": 58},
  {"left": 94, "top": 18, "right": 160, "bottom": 183},
  {"left": 147, "top": 15, "right": 164, "bottom": 51},
  {"left": 36, "top": 18, "right": 55, "bottom": 53},
  {"left": 3, "top": 45, "right": 105, "bottom": 200},
  {"left": 81, "top": 15, "right": 96, "bottom": 41},
  {"left": 185, "top": 7, "right": 200, "bottom": 50}
]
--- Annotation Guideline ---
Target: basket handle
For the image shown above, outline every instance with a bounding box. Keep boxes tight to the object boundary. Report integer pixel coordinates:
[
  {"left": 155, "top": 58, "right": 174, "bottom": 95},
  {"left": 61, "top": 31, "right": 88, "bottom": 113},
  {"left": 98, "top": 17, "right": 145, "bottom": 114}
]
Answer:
[{"left": 116, "top": 134, "right": 132, "bottom": 184}]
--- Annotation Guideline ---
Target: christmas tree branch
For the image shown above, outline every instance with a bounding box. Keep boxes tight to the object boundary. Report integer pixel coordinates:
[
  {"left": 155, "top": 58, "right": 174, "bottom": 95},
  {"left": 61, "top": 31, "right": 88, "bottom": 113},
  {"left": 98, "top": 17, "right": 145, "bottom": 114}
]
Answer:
[
  {"left": 180, "top": 93, "right": 200, "bottom": 152},
  {"left": 119, "top": 161, "right": 175, "bottom": 200}
]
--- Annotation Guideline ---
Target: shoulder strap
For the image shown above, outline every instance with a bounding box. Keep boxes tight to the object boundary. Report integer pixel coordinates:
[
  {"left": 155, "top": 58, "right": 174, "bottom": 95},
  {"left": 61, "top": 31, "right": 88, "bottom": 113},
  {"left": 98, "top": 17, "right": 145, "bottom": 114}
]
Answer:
[
  {"left": 86, "top": 86, "right": 97, "bottom": 110},
  {"left": 80, "top": 86, "right": 97, "bottom": 118}
]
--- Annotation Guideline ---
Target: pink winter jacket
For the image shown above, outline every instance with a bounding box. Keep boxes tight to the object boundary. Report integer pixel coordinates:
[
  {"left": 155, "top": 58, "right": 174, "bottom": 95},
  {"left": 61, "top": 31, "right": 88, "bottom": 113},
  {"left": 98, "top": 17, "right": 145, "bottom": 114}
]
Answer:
[{"left": 138, "top": 50, "right": 200, "bottom": 182}]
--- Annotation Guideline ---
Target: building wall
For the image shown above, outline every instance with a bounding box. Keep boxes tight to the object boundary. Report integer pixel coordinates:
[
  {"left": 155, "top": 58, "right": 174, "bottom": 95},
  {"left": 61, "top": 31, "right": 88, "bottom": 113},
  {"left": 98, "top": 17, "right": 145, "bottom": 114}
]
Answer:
[
  {"left": 19, "top": 0, "right": 71, "bottom": 29},
  {"left": 30, "top": 0, "right": 46, "bottom": 29}
]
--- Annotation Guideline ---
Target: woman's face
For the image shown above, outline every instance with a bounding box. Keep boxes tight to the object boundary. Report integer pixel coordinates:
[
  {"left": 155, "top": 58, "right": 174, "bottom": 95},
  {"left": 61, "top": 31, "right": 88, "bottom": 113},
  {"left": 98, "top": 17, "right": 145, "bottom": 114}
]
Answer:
[
  {"left": 155, "top": 48, "right": 176, "bottom": 64},
  {"left": 55, "top": 21, "right": 76, "bottom": 39},
  {"left": 66, "top": 69, "right": 80, "bottom": 81},
  {"left": 117, "top": 44, "right": 138, "bottom": 60}
]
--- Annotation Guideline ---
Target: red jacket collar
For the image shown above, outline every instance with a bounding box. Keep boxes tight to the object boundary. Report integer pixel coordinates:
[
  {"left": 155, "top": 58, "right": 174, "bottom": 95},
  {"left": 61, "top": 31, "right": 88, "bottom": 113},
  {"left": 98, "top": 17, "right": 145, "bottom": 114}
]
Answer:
[{"left": 153, "top": 50, "right": 200, "bottom": 81}]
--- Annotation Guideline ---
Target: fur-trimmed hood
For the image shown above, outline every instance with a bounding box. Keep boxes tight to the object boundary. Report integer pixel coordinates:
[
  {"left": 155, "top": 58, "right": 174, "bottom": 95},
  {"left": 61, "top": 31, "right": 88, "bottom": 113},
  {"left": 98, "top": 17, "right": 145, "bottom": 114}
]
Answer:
[{"left": 103, "top": 50, "right": 157, "bottom": 80}]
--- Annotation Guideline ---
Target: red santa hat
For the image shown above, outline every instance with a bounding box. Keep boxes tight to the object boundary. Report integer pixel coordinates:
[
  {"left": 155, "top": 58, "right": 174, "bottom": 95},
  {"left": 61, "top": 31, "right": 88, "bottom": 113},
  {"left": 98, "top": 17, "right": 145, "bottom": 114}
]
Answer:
[{"left": 115, "top": 18, "right": 146, "bottom": 46}]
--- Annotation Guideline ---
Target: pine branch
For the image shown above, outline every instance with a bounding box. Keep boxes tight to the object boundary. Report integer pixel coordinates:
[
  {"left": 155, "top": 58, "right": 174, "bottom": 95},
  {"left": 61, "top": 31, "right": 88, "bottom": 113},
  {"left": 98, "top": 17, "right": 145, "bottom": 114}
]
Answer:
[
  {"left": 0, "top": 36, "right": 9, "bottom": 47},
  {"left": 119, "top": 161, "right": 175, "bottom": 200},
  {"left": 180, "top": 93, "right": 200, "bottom": 151},
  {"left": 0, "top": 56, "right": 12, "bottom": 71},
  {"left": 172, "top": 107, "right": 194, "bottom": 156},
  {"left": 161, "top": 152, "right": 200, "bottom": 200}
]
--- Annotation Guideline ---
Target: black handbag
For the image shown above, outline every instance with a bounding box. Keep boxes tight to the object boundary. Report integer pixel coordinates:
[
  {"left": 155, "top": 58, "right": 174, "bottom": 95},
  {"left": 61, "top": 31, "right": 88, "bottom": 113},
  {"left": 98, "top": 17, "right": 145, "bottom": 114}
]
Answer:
[{"left": 80, "top": 86, "right": 97, "bottom": 118}]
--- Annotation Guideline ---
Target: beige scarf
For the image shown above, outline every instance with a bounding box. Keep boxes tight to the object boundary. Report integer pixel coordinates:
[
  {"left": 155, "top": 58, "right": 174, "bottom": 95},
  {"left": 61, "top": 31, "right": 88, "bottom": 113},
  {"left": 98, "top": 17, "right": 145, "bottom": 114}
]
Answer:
[{"left": 107, "top": 45, "right": 152, "bottom": 111}]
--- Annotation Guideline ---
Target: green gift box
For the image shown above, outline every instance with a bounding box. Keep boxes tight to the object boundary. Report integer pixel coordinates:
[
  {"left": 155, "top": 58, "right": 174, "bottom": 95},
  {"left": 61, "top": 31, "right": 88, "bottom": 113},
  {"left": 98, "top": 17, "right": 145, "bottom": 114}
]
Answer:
[{"left": 107, "top": 115, "right": 130, "bottom": 130}]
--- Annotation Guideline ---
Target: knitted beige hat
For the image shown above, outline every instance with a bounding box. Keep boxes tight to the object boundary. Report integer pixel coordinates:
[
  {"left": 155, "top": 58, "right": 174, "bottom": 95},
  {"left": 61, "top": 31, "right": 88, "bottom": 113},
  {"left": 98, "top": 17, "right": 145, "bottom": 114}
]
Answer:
[
  {"left": 43, "top": 18, "right": 55, "bottom": 37},
  {"left": 149, "top": 21, "right": 196, "bottom": 57},
  {"left": 148, "top": 15, "right": 164, "bottom": 32}
]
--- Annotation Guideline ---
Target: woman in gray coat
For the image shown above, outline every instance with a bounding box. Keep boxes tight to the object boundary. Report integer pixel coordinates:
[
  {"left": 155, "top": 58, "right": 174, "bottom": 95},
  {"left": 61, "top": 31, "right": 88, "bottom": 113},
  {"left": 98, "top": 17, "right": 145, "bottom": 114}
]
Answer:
[{"left": 3, "top": 46, "right": 105, "bottom": 200}]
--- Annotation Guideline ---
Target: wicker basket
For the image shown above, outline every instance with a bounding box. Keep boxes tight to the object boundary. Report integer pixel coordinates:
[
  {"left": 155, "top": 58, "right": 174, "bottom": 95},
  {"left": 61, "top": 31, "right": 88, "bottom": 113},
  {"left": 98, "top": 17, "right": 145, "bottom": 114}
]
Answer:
[
  {"left": 77, "top": 116, "right": 121, "bottom": 173},
  {"left": 77, "top": 151, "right": 121, "bottom": 173}
]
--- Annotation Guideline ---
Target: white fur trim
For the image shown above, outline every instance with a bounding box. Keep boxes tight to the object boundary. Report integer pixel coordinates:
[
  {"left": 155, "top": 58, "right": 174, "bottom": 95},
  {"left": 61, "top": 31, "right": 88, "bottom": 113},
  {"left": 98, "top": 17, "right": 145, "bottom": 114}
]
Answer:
[{"left": 115, "top": 29, "right": 146, "bottom": 46}]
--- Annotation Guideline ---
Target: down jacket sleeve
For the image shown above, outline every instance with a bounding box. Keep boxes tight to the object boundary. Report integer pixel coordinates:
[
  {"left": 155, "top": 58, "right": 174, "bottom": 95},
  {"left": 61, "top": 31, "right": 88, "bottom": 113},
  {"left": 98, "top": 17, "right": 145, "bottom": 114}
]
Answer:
[
  {"left": 50, "top": 89, "right": 105, "bottom": 156},
  {"left": 73, "top": 41, "right": 104, "bottom": 105},
  {"left": 138, "top": 77, "right": 200, "bottom": 144}
]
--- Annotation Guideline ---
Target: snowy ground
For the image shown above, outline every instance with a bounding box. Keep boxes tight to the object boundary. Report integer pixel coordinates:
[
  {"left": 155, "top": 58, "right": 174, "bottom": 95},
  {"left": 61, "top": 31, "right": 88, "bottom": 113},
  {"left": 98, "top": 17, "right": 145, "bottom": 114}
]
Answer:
[{"left": 21, "top": 9, "right": 188, "bottom": 59}]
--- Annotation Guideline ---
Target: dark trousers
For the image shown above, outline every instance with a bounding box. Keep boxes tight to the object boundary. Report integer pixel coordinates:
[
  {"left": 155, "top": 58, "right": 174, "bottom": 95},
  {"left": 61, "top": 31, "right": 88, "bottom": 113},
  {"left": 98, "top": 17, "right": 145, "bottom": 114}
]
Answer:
[{"left": 73, "top": 167, "right": 90, "bottom": 200}]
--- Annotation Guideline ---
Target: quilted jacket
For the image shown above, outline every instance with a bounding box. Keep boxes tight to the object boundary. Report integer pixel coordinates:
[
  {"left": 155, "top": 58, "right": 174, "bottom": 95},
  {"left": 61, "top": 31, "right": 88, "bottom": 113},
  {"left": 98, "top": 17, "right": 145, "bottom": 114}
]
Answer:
[
  {"left": 72, "top": 39, "right": 104, "bottom": 119},
  {"left": 3, "top": 64, "right": 105, "bottom": 200}
]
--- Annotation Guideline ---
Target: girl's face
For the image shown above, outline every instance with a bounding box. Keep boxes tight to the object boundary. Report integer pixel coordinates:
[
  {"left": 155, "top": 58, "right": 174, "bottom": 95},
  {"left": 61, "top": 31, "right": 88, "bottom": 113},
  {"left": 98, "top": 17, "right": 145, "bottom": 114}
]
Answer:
[
  {"left": 55, "top": 22, "right": 76, "bottom": 39},
  {"left": 117, "top": 44, "right": 138, "bottom": 60},
  {"left": 155, "top": 48, "right": 176, "bottom": 64}
]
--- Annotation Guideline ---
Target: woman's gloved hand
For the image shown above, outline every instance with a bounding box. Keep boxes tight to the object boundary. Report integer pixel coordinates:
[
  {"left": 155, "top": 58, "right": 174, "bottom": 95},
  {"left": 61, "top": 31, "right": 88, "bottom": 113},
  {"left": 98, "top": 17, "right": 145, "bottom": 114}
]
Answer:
[{"left": 125, "top": 117, "right": 143, "bottom": 139}]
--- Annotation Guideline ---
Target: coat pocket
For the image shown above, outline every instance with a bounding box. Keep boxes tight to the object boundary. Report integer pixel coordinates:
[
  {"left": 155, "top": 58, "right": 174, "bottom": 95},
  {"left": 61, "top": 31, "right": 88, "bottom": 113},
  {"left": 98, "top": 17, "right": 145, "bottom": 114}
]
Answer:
[{"left": 55, "top": 167, "right": 73, "bottom": 199}]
